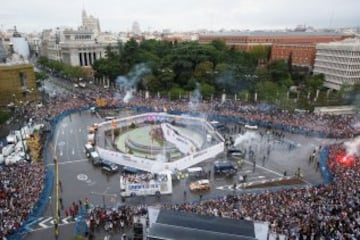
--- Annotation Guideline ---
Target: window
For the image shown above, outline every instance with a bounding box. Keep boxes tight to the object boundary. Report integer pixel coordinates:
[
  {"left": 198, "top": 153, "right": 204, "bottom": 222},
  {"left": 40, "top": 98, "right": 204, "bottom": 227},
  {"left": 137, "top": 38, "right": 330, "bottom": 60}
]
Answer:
[{"left": 19, "top": 71, "right": 27, "bottom": 88}]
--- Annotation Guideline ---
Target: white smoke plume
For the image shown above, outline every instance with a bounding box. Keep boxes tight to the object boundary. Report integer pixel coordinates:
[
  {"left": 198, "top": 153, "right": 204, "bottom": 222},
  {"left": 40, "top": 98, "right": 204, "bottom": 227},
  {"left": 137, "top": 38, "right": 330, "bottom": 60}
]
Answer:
[
  {"left": 344, "top": 136, "right": 360, "bottom": 157},
  {"left": 234, "top": 131, "right": 260, "bottom": 147},
  {"left": 188, "top": 82, "right": 202, "bottom": 112},
  {"left": 115, "top": 63, "right": 151, "bottom": 103}
]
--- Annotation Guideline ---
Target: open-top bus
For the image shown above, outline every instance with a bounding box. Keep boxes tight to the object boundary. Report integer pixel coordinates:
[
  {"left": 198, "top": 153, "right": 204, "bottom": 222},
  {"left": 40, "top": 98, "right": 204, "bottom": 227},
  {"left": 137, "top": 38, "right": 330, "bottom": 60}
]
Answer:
[{"left": 120, "top": 171, "right": 172, "bottom": 197}]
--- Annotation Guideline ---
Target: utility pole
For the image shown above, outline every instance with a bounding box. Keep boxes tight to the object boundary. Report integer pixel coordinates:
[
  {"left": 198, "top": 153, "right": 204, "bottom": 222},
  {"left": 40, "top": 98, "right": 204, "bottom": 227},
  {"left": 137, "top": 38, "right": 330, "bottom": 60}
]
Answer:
[{"left": 50, "top": 144, "right": 59, "bottom": 239}]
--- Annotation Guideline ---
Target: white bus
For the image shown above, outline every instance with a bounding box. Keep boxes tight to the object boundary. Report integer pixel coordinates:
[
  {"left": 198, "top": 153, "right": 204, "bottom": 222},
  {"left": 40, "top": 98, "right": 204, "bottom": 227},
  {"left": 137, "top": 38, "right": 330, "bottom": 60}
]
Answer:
[{"left": 120, "top": 172, "right": 172, "bottom": 197}]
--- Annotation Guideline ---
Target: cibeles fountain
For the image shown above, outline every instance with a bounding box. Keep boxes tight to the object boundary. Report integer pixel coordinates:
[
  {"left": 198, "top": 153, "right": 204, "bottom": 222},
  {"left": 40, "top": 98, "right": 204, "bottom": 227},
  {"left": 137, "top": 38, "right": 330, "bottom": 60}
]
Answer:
[{"left": 93, "top": 112, "right": 225, "bottom": 173}]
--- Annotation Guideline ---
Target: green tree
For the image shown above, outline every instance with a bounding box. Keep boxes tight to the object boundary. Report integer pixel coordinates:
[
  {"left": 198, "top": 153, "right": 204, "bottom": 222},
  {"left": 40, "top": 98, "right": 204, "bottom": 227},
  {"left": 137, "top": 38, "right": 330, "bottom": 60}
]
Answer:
[
  {"left": 194, "top": 61, "right": 214, "bottom": 84},
  {"left": 305, "top": 74, "right": 324, "bottom": 93},
  {"left": 169, "top": 86, "right": 186, "bottom": 99},
  {"left": 256, "top": 81, "right": 279, "bottom": 103},
  {"left": 200, "top": 82, "right": 216, "bottom": 99},
  {"left": 269, "top": 60, "right": 293, "bottom": 87}
]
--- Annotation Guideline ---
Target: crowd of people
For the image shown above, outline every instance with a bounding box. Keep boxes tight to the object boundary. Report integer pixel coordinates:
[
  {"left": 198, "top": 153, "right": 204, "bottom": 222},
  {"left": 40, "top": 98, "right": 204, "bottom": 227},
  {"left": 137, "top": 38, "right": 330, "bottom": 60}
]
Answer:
[
  {"left": 85, "top": 205, "right": 147, "bottom": 238},
  {"left": 165, "top": 144, "right": 360, "bottom": 239},
  {"left": 16, "top": 78, "right": 360, "bottom": 139},
  {"left": 0, "top": 161, "right": 45, "bottom": 239},
  {"left": 1, "top": 79, "right": 359, "bottom": 238}
]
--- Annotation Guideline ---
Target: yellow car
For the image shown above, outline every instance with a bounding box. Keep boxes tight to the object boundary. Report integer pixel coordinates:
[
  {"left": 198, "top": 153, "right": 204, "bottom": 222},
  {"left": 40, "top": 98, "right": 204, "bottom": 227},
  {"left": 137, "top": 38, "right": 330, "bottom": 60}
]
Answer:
[{"left": 189, "top": 179, "right": 210, "bottom": 192}]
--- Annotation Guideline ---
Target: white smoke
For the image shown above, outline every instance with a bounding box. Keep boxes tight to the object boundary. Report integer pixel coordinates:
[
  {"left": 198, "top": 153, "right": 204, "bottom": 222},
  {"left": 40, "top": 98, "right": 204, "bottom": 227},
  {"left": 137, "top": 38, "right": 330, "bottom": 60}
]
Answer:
[
  {"left": 234, "top": 131, "right": 260, "bottom": 147},
  {"left": 123, "top": 89, "right": 135, "bottom": 104},
  {"left": 344, "top": 136, "right": 360, "bottom": 157},
  {"left": 115, "top": 63, "right": 151, "bottom": 103},
  {"left": 188, "top": 83, "right": 202, "bottom": 112}
]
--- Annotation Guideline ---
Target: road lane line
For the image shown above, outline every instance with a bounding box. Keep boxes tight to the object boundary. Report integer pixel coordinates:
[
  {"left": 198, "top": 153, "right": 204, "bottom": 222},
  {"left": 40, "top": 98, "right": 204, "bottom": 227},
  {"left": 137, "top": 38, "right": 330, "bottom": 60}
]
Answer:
[{"left": 47, "top": 158, "right": 88, "bottom": 166}]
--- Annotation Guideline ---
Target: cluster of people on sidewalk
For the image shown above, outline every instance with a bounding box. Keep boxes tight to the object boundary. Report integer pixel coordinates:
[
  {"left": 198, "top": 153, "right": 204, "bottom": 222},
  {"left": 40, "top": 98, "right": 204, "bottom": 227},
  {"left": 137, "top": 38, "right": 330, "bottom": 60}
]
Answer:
[
  {"left": 0, "top": 161, "right": 45, "bottom": 238},
  {"left": 165, "top": 144, "right": 360, "bottom": 239}
]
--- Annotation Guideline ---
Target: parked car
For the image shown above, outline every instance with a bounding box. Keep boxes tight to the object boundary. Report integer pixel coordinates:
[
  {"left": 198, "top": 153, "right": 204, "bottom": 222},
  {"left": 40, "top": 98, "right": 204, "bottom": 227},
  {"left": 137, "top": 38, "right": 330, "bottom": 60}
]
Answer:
[
  {"left": 214, "top": 161, "right": 237, "bottom": 176},
  {"left": 84, "top": 143, "right": 95, "bottom": 157},
  {"left": 186, "top": 167, "right": 207, "bottom": 180},
  {"left": 189, "top": 179, "right": 210, "bottom": 192},
  {"left": 101, "top": 160, "right": 119, "bottom": 173},
  {"left": 227, "top": 147, "right": 245, "bottom": 158},
  {"left": 89, "top": 151, "right": 102, "bottom": 166}
]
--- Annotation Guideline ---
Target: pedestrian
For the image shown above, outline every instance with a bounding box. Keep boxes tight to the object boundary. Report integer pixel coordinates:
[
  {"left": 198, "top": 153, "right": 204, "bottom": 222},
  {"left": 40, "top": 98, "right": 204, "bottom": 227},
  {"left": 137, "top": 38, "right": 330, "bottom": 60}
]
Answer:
[
  {"left": 243, "top": 174, "right": 247, "bottom": 182},
  {"left": 253, "top": 161, "right": 256, "bottom": 172},
  {"left": 59, "top": 197, "right": 63, "bottom": 210},
  {"left": 64, "top": 209, "right": 69, "bottom": 217}
]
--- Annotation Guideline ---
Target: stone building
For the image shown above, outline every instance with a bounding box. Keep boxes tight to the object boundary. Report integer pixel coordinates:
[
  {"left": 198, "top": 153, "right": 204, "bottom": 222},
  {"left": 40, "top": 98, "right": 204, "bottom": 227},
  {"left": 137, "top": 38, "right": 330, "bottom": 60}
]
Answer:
[
  {"left": 0, "top": 61, "right": 37, "bottom": 106},
  {"left": 199, "top": 31, "right": 352, "bottom": 68},
  {"left": 40, "top": 9, "right": 116, "bottom": 69}
]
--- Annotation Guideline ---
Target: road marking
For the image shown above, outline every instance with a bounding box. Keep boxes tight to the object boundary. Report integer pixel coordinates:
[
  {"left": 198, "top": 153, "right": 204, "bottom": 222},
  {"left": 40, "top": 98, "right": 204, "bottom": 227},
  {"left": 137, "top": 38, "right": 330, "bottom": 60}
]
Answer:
[
  {"left": 62, "top": 216, "right": 72, "bottom": 224},
  {"left": 72, "top": 149, "right": 75, "bottom": 155},
  {"left": 26, "top": 216, "right": 76, "bottom": 232},
  {"left": 244, "top": 160, "right": 283, "bottom": 177},
  {"left": 60, "top": 151, "right": 63, "bottom": 156},
  {"left": 88, "top": 181, "right": 96, "bottom": 186},
  {"left": 38, "top": 217, "right": 52, "bottom": 228},
  {"left": 79, "top": 128, "right": 82, "bottom": 132},
  {"left": 77, "top": 173, "right": 88, "bottom": 181},
  {"left": 47, "top": 158, "right": 87, "bottom": 166},
  {"left": 24, "top": 217, "right": 44, "bottom": 231},
  {"left": 257, "top": 176, "right": 266, "bottom": 179},
  {"left": 62, "top": 130, "right": 65, "bottom": 135}
]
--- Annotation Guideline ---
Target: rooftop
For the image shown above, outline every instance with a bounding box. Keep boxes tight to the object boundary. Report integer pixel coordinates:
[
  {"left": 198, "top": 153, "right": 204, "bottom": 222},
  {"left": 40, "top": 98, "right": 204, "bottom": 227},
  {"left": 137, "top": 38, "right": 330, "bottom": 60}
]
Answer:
[{"left": 200, "top": 31, "right": 350, "bottom": 37}]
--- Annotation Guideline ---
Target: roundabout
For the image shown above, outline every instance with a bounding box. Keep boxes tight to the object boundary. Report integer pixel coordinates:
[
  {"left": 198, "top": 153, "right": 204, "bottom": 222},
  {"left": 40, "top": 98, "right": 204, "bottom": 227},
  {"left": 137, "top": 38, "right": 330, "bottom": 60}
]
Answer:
[{"left": 94, "top": 112, "right": 225, "bottom": 173}]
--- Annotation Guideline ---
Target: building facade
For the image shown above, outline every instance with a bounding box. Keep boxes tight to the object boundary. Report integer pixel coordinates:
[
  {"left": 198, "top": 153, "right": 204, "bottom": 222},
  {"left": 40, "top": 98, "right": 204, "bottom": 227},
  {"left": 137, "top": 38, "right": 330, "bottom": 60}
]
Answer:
[
  {"left": 313, "top": 38, "right": 360, "bottom": 90},
  {"left": 40, "top": 10, "right": 116, "bottom": 69},
  {"left": 60, "top": 29, "right": 108, "bottom": 67},
  {"left": 199, "top": 32, "right": 352, "bottom": 68},
  {"left": 0, "top": 62, "right": 37, "bottom": 106}
]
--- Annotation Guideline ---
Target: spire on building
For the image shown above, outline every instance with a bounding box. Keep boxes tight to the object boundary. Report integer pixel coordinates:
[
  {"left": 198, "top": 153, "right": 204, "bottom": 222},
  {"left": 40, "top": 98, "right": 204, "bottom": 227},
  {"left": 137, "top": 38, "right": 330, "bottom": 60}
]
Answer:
[{"left": 132, "top": 21, "right": 141, "bottom": 36}]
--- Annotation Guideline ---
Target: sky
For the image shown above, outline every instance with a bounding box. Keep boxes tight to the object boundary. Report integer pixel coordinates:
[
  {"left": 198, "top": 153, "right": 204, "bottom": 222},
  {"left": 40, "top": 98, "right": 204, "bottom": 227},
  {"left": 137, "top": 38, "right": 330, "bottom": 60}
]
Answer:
[{"left": 1, "top": 0, "right": 360, "bottom": 33}]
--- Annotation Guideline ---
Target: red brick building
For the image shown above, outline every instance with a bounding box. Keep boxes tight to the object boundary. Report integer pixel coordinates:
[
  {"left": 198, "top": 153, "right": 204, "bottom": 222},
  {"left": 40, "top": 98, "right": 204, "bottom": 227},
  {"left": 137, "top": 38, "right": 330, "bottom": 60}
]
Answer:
[{"left": 198, "top": 32, "right": 352, "bottom": 67}]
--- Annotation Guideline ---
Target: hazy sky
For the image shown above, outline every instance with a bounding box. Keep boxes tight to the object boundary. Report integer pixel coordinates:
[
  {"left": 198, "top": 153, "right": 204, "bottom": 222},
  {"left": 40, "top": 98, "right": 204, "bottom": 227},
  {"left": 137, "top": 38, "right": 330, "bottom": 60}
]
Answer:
[{"left": 1, "top": 0, "right": 360, "bottom": 33}]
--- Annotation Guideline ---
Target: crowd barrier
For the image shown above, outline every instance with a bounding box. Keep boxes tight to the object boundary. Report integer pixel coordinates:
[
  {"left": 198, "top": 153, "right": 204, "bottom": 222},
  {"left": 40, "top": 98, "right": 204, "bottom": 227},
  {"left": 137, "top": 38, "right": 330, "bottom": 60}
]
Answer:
[
  {"left": 318, "top": 146, "right": 333, "bottom": 184},
  {"left": 7, "top": 106, "right": 90, "bottom": 239}
]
